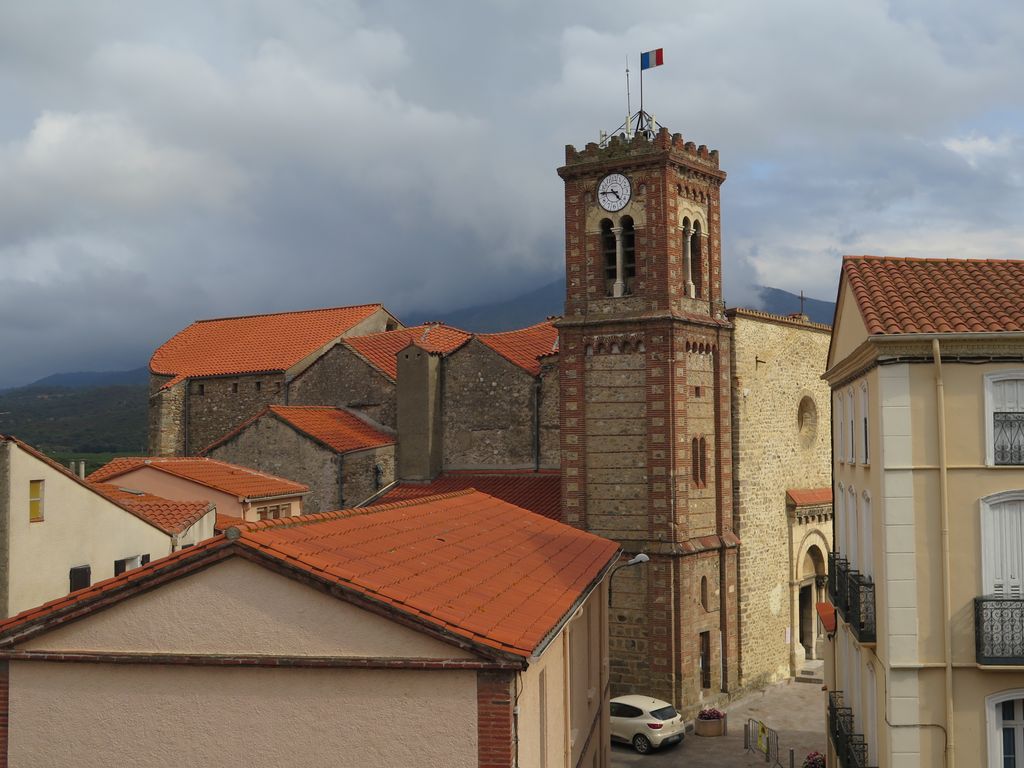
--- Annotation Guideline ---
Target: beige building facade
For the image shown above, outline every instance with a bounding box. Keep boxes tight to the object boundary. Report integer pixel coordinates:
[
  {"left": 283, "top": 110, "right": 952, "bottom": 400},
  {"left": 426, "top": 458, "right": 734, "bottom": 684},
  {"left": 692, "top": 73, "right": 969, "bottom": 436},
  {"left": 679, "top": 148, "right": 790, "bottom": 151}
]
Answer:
[
  {"left": 0, "top": 437, "right": 214, "bottom": 618},
  {"left": 823, "top": 256, "right": 1024, "bottom": 768},
  {"left": 0, "top": 489, "right": 618, "bottom": 768},
  {"left": 729, "top": 309, "right": 833, "bottom": 689}
]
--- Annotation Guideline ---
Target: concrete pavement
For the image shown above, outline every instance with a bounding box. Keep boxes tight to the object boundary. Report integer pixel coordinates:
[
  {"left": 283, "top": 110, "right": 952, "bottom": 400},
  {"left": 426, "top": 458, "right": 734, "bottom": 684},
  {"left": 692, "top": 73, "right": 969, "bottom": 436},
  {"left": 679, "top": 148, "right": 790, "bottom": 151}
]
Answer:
[{"left": 611, "top": 679, "right": 827, "bottom": 767}]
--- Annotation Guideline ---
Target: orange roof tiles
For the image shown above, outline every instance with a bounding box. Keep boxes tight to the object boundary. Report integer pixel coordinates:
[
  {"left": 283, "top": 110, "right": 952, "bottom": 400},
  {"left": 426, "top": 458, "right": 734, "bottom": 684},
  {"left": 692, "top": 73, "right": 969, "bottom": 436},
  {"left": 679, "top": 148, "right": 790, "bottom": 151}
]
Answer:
[
  {"left": 150, "top": 304, "right": 385, "bottom": 388},
  {"left": 0, "top": 490, "right": 620, "bottom": 661},
  {"left": 204, "top": 405, "right": 395, "bottom": 455},
  {"left": 786, "top": 488, "right": 833, "bottom": 507},
  {"left": 88, "top": 457, "right": 308, "bottom": 500},
  {"left": 382, "top": 471, "right": 561, "bottom": 520},
  {"left": 344, "top": 324, "right": 472, "bottom": 380},
  {"left": 844, "top": 256, "right": 1024, "bottom": 335},
  {"left": 91, "top": 483, "right": 211, "bottom": 535},
  {"left": 477, "top": 320, "right": 559, "bottom": 375}
]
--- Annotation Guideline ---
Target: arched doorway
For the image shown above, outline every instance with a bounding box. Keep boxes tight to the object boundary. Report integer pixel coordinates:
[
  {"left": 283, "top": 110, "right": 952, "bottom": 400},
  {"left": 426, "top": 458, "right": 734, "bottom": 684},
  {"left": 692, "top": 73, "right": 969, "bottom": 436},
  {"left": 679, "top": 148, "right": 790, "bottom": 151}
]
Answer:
[{"left": 798, "top": 544, "right": 827, "bottom": 659}]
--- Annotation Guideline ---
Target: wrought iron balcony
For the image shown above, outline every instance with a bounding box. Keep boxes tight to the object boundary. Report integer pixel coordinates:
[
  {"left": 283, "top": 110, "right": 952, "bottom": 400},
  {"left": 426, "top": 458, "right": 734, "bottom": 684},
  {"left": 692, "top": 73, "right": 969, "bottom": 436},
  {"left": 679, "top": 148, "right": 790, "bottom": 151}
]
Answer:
[
  {"left": 828, "top": 552, "right": 876, "bottom": 643},
  {"left": 846, "top": 570, "right": 876, "bottom": 644},
  {"left": 828, "top": 691, "right": 877, "bottom": 768},
  {"left": 976, "top": 595, "right": 1024, "bottom": 665}
]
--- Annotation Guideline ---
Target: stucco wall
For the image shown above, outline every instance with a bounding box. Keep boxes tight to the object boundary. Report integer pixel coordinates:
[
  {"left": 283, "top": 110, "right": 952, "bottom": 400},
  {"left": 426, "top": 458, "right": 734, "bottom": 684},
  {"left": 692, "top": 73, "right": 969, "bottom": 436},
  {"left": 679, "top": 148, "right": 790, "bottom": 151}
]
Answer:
[
  {"left": 731, "top": 313, "right": 832, "bottom": 689},
  {"left": 22, "top": 557, "right": 474, "bottom": 658},
  {"left": 105, "top": 466, "right": 304, "bottom": 522},
  {"left": 288, "top": 343, "right": 398, "bottom": 428},
  {"left": 6, "top": 444, "right": 172, "bottom": 617},
  {"left": 442, "top": 341, "right": 538, "bottom": 470},
  {"left": 8, "top": 662, "right": 478, "bottom": 768}
]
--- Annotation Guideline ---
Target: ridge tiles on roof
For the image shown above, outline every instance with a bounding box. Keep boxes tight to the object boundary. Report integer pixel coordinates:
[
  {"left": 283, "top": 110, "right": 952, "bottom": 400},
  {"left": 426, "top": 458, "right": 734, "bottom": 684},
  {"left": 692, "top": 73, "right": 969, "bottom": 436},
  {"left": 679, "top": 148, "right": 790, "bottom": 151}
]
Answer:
[
  {"left": 91, "top": 483, "right": 211, "bottom": 534},
  {"left": 382, "top": 471, "right": 562, "bottom": 521},
  {"left": 843, "top": 255, "right": 1024, "bottom": 336},
  {"left": 87, "top": 456, "right": 308, "bottom": 499},
  {"left": 477, "top": 320, "right": 559, "bottom": 376},
  {"left": 150, "top": 303, "right": 385, "bottom": 388},
  {"left": 344, "top": 324, "right": 472, "bottom": 379}
]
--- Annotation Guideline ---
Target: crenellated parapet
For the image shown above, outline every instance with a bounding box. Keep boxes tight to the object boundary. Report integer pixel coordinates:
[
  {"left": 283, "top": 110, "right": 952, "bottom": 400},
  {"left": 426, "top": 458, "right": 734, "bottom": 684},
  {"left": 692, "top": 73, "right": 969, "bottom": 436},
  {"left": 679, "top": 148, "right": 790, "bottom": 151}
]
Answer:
[{"left": 561, "top": 126, "right": 723, "bottom": 180}]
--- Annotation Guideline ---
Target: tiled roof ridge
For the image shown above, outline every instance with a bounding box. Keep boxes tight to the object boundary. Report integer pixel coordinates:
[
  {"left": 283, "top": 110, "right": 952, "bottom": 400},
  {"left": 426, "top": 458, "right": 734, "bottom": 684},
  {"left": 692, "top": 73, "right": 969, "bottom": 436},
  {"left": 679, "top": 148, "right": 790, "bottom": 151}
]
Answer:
[
  {"left": 227, "top": 489, "right": 479, "bottom": 534},
  {"left": 90, "top": 482, "right": 213, "bottom": 534},
  {"left": 476, "top": 318, "right": 560, "bottom": 339},
  {"left": 844, "top": 254, "right": 1021, "bottom": 264},
  {"left": 89, "top": 456, "right": 308, "bottom": 497},
  {"left": 189, "top": 302, "right": 383, "bottom": 326},
  {"left": 0, "top": 437, "right": 185, "bottom": 535}
]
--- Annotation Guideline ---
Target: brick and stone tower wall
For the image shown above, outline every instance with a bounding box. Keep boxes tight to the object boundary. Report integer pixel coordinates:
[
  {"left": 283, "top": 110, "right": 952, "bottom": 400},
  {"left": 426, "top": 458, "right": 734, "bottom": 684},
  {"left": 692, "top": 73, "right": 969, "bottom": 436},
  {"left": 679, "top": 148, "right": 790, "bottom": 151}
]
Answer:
[{"left": 556, "top": 127, "right": 738, "bottom": 713}]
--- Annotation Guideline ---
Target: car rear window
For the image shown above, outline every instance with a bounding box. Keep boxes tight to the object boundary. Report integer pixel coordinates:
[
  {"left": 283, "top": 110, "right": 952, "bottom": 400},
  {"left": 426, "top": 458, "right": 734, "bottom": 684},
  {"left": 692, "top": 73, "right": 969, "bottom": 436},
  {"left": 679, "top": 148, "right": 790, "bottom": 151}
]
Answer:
[{"left": 650, "top": 705, "right": 677, "bottom": 720}]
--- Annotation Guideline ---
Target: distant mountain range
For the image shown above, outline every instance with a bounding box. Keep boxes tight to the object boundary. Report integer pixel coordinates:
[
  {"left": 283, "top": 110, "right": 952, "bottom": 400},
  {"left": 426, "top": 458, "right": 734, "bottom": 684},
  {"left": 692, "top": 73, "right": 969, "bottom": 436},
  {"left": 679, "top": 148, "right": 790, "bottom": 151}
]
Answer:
[
  {"left": 5, "top": 284, "right": 834, "bottom": 455},
  {"left": 409, "top": 279, "right": 836, "bottom": 331}
]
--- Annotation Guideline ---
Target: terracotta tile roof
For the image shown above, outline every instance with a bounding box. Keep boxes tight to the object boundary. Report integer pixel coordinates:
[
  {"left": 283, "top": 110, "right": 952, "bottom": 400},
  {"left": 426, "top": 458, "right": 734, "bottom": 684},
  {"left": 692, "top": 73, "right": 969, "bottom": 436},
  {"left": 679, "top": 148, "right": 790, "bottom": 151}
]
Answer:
[
  {"left": 477, "top": 320, "right": 559, "bottom": 376},
  {"left": 150, "top": 304, "right": 386, "bottom": 388},
  {"left": 0, "top": 491, "right": 620, "bottom": 660},
  {"left": 844, "top": 256, "right": 1024, "bottom": 335},
  {"left": 203, "top": 405, "right": 395, "bottom": 455},
  {"left": 786, "top": 488, "right": 833, "bottom": 507},
  {"left": 88, "top": 457, "right": 308, "bottom": 500},
  {"left": 215, "top": 513, "right": 247, "bottom": 532},
  {"left": 0, "top": 436, "right": 183, "bottom": 536},
  {"left": 91, "top": 483, "right": 212, "bottom": 535},
  {"left": 344, "top": 324, "right": 472, "bottom": 380},
  {"left": 382, "top": 471, "right": 562, "bottom": 520}
]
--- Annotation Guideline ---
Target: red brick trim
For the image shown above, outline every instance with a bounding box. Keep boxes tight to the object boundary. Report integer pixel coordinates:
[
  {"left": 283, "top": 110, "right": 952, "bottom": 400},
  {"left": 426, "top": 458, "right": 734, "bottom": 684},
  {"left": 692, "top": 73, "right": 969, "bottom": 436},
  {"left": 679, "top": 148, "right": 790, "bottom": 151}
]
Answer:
[
  {"left": 0, "top": 661, "right": 8, "bottom": 768},
  {"left": 477, "top": 670, "right": 514, "bottom": 767},
  {"left": 0, "top": 651, "right": 520, "bottom": 671}
]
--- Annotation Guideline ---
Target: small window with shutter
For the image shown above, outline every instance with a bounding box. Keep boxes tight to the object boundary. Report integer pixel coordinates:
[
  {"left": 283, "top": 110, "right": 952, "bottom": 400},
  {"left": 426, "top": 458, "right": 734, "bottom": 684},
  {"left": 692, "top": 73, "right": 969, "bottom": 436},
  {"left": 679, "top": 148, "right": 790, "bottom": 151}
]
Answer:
[
  {"left": 69, "top": 565, "right": 91, "bottom": 593},
  {"left": 982, "top": 493, "right": 1024, "bottom": 598},
  {"left": 29, "top": 480, "right": 44, "bottom": 522}
]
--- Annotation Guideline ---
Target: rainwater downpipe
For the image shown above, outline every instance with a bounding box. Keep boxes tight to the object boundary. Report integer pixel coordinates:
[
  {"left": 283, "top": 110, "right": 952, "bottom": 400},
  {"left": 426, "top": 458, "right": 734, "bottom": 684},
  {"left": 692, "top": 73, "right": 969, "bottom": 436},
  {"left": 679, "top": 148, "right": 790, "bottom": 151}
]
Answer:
[{"left": 932, "top": 338, "right": 955, "bottom": 768}]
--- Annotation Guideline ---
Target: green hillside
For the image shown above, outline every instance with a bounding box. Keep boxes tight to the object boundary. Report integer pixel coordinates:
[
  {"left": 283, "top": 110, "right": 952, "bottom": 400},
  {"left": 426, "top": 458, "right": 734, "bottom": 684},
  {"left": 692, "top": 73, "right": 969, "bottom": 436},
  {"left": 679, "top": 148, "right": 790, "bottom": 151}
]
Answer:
[{"left": 0, "top": 384, "right": 147, "bottom": 454}]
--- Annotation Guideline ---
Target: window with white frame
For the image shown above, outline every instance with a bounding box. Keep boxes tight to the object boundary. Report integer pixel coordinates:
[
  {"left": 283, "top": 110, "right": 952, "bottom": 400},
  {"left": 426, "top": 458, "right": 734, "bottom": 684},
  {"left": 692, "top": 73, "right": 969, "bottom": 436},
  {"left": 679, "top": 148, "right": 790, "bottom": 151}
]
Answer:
[
  {"left": 836, "top": 482, "right": 846, "bottom": 553},
  {"left": 860, "top": 492, "right": 873, "bottom": 579},
  {"left": 860, "top": 382, "right": 870, "bottom": 464},
  {"left": 986, "top": 372, "right": 1024, "bottom": 466},
  {"left": 836, "top": 392, "right": 845, "bottom": 463},
  {"left": 847, "top": 485, "right": 859, "bottom": 570},
  {"left": 981, "top": 491, "right": 1024, "bottom": 597},
  {"left": 848, "top": 389, "right": 856, "bottom": 464},
  {"left": 987, "top": 691, "right": 1024, "bottom": 768}
]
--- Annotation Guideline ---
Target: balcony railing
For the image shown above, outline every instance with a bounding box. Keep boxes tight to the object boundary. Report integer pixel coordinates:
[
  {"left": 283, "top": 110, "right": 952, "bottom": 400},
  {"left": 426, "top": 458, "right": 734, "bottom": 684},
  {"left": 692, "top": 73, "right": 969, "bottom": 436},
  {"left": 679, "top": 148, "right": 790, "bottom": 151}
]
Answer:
[
  {"left": 975, "top": 595, "right": 1024, "bottom": 665},
  {"left": 828, "top": 552, "right": 876, "bottom": 643},
  {"left": 828, "top": 691, "right": 877, "bottom": 768}
]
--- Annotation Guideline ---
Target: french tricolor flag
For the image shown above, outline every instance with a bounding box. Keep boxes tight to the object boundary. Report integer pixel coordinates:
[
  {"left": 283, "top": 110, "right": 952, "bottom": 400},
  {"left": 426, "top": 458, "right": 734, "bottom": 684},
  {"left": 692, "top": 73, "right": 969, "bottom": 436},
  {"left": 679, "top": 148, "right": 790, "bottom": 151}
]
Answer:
[{"left": 640, "top": 48, "right": 664, "bottom": 70}]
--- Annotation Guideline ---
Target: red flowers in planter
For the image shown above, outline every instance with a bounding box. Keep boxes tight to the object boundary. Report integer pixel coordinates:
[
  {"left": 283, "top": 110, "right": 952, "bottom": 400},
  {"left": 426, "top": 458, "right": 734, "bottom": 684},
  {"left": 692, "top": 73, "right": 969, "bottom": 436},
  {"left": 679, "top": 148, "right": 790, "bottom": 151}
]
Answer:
[{"left": 697, "top": 707, "right": 726, "bottom": 720}]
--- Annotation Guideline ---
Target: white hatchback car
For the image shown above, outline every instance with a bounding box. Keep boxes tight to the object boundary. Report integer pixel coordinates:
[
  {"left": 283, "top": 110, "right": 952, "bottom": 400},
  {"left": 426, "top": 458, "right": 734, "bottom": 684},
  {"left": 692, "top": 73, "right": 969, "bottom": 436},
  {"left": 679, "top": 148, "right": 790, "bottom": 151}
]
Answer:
[{"left": 609, "top": 695, "right": 686, "bottom": 753}]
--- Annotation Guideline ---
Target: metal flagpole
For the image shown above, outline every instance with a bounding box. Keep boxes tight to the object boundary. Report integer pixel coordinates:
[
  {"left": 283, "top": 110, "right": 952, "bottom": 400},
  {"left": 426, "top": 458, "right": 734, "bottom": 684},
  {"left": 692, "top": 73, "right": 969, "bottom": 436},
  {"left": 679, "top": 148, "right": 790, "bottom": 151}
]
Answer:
[
  {"left": 638, "top": 51, "right": 644, "bottom": 134},
  {"left": 626, "top": 55, "right": 631, "bottom": 136}
]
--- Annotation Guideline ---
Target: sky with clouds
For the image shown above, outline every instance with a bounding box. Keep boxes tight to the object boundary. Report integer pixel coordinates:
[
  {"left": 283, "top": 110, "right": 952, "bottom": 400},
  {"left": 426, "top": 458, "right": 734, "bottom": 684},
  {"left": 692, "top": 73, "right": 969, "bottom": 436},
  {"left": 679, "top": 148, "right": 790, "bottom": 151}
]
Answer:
[{"left": 1, "top": 0, "right": 1023, "bottom": 387}]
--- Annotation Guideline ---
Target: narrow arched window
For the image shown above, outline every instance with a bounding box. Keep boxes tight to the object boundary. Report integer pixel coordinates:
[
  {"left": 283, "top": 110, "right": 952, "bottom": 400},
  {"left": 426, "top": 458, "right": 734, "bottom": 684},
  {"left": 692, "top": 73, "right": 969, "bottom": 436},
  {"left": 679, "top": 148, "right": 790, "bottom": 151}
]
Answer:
[
  {"left": 601, "top": 219, "right": 616, "bottom": 295},
  {"left": 621, "top": 215, "right": 636, "bottom": 293},
  {"left": 692, "top": 222, "right": 703, "bottom": 298},
  {"left": 692, "top": 438, "right": 700, "bottom": 485},
  {"left": 699, "top": 436, "right": 707, "bottom": 485}
]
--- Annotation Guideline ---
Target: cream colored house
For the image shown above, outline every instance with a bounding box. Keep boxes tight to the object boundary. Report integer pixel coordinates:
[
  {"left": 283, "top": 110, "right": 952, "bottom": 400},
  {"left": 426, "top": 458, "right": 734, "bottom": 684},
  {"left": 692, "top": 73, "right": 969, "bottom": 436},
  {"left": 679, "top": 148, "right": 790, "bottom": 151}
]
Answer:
[
  {"left": 0, "top": 489, "right": 619, "bottom": 768},
  {"left": 0, "top": 436, "right": 215, "bottom": 618},
  {"left": 823, "top": 255, "right": 1024, "bottom": 768}
]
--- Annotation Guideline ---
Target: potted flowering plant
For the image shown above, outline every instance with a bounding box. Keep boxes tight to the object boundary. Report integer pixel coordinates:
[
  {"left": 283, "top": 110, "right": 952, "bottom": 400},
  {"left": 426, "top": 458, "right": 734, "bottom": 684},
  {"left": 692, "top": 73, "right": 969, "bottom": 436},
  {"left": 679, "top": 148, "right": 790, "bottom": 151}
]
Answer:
[
  {"left": 693, "top": 706, "right": 727, "bottom": 737},
  {"left": 803, "top": 751, "right": 825, "bottom": 768}
]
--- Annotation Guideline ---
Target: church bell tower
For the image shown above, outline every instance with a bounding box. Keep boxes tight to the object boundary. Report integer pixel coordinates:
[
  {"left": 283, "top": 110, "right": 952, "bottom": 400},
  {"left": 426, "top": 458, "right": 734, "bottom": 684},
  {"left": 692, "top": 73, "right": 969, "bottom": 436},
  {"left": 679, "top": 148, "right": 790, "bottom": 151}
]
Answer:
[{"left": 556, "top": 126, "right": 739, "bottom": 711}]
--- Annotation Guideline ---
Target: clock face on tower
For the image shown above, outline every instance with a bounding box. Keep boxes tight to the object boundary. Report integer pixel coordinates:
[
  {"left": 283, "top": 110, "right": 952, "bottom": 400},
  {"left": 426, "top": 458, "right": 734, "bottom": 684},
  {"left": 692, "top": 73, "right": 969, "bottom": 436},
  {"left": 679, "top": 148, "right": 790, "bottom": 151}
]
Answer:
[{"left": 597, "top": 173, "right": 631, "bottom": 212}]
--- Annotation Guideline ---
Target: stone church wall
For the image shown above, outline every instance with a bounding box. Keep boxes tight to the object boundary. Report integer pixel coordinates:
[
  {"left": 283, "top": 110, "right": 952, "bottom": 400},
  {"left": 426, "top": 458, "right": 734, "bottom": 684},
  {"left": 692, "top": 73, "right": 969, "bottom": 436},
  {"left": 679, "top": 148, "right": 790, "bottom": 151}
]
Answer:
[
  {"left": 729, "top": 311, "right": 832, "bottom": 691},
  {"left": 538, "top": 361, "right": 560, "bottom": 469},
  {"left": 442, "top": 340, "right": 538, "bottom": 470},
  {"left": 185, "top": 374, "right": 285, "bottom": 455},
  {"left": 341, "top": 445, "right": 394, "bottom": 508},
  {"left": 288, "top": 344, "right": 397, "bottom": 429}
]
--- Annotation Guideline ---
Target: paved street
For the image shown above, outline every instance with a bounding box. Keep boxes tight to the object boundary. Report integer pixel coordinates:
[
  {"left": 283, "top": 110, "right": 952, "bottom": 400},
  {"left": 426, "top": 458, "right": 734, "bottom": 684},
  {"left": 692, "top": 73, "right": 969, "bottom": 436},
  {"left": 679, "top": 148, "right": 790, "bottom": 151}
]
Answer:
[{"left": 611, "top": 680, "right": 827, "bottom": 767}]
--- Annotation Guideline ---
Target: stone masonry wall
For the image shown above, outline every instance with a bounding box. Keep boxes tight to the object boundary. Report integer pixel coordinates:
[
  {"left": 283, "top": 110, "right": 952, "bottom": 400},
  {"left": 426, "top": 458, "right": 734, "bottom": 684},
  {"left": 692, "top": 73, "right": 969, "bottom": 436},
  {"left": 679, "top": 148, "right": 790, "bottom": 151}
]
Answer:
[
  {"left": 288, "top": 344, "right": 397, "bottom": 429},
  {"left": 538, "top": 361, "right": 560, "bottom": 470},
  {"left": 185, "top": 374, "right": 285, "bottom": 455},
  {"left": 341, "top": 446, "right": 394, "bottom": 508},
  {"left": 442, "top": 341, "right": 537, "bottom": 470},
  {"left": 147, "top": 375, "right": 185, "bottom": 456},
  {"left": 205, "top": 413, "right": 339, "bottom": 513},
  {"left": 730, "top": 312, "right": 832, "bottom": 691}
]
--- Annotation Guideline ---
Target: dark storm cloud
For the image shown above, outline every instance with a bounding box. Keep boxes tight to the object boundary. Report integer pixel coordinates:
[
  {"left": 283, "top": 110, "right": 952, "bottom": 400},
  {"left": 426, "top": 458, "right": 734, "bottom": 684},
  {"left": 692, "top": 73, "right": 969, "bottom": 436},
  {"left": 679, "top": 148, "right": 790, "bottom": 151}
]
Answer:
[{"left": 1, "top": 0, "right": 1023, "bottom": 385}]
